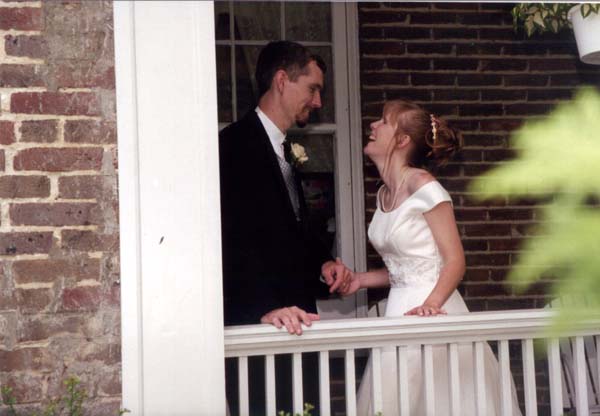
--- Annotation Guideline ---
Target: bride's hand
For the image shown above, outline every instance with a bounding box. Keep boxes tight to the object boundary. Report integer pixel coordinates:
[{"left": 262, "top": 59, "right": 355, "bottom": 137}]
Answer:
[
  {"left": 405, "top": 303, "right": 446, "bottom": 317},
  {"left": 338, "top": 272, "right": 361, "bottom": 296}
]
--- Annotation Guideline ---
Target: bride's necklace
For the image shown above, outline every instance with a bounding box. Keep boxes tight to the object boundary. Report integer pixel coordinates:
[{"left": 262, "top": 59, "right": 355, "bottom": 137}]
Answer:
[{"left": 381, "top": 167, "right": 410, "bottom": 212}]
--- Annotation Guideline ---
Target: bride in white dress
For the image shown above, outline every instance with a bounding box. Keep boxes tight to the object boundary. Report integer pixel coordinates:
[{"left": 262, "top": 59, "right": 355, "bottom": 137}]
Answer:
[{"left": 340, "top": 100, "right": 522, "bottom": 416}]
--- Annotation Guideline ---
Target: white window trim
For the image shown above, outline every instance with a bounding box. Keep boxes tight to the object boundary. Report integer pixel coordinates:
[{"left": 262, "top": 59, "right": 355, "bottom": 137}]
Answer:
[{"left": 114, "top": 2, "right": 225, "bottom": 413}]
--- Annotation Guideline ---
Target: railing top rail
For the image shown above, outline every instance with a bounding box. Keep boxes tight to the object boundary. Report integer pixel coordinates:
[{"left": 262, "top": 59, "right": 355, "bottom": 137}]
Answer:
[{"left": 224, "top": 309, "right": 600, "bottom": 357}]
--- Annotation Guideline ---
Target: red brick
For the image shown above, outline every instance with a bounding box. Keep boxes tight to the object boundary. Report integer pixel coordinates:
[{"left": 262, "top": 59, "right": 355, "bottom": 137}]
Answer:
[
  {"left": 58, "top": 175, "right": 103, "bottom": 199},
  {"left": 0, "top": 121, "right": 15, "bottom": 144},
  {"left": 97, "top": 367, "right": 121, "bottom": 396},
  {"left": 10, "top": 202, "right": 99, "bottom": 226},
  {"left": 4, "top": 35, "right": 47, "bottom": 59},
  {"left": 464, "top": 223, "right": 512, "bottom": 237},
  {"left": 0, "top": 7, "right": 42, "bottom": 31},
  {"left": 17, "top": 315, "right": 84, "bottom": 343},
  {"left": 457, "top": 74, "right": 502, "bottom": 86},
  {"left": 407, "top": 43, "right": 454, "bottom": 55},
  {"left": 411, "top": 73, "right": 455, "bottom": 86},
  {"left": 466, "top": 253, "right": 510, "bottom": 267},
  {"left": 80, "top": 342, "right": 121, "bottom": 365},
  {"left": 360, "top": 11, "right": 408, "bottom": 24},
  {"left": 12, "top": 257, "right": 100, "bottom": 284},
  {"left": 64, "top": 119, "right": 116, "bottom": 144},
  {"left": 383, "top": 27, "right": 431, "bottom": 40},
  {"left": 433, "top": 58, "right": 479, "bottom": 71},
  {"left": 433, "top": 28, "right": 478, "bottom": 40},
  {"left": 410, "top": 11, "right": 457, "bottom": 24},
  {"left": 16, "top": 288, "right": 54, "bottom": 313},
  {"left": 10, "top": 92, "right": 101, "bottom": 116},
  {"left": 464, "top": 268, "right": 491, "bottom": 282},
  {"left": 19, "top": 119, "right": 58, "bottom": 143},
  {"left": 61, "top": 230, "right": 118, "bottom": 252},
  {"left": 0, "top": 347, "right": 51, "bottom": 372},
  {"left": 0, "top": 232, "right": 53, "bottom": 255},
  {"left": 0, "top": 64, "right": 43, "bottom": 88},
  {"left": 0, "top": 175, "right": 50, "bottom": 198},
  {"left": 0, "top": 150, "right": 4, "bottom": 171},
  {"left": 464, "top": 283, "right": 509, "bottom": 297},
  {"left": 52, "top": 63, "right": 115, "bottom": 89},
  {"left": 489, "top": 238, "right": 526, "bottom": 251},
  {"left": 14, "top": 147, "right": 104, "bottom": 172},
  {"left": 0, "top": 373, "right": 45, "bottom": 403},
  {"left": 61, "top": 286, "right": 101, "bottom": 311}
]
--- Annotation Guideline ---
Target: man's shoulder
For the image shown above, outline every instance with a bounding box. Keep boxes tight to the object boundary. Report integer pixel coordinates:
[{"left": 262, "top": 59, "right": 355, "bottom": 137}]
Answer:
[{"left": 219, "top": 111, "right": 260, "bottom": 141}]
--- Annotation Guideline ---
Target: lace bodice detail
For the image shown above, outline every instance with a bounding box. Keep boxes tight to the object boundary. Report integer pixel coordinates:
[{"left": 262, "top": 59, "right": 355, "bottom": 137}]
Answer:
[
  {"left": 383, "top": 256, "right": 442, "bottom": 288},
  {"left": 368, "top": 181, "right": 452, "bottom": 288}
]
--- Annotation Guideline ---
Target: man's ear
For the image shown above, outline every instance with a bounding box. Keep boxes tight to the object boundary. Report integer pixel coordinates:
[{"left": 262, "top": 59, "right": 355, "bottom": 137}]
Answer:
[{"left": 273, "top": 69, "right": 288, "bottom": 94}]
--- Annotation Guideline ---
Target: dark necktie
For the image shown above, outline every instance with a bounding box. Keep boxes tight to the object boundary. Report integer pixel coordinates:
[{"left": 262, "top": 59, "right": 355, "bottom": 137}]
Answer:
[{"left": 278, "top": 141, "right": 300, "bottom": 220}]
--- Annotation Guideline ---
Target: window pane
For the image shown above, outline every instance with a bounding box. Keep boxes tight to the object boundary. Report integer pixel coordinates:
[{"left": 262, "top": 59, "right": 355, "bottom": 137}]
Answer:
[
  {"left": 307, "top": 46, "right": 334, "bottom": 124},
  {"left": 235, "top": 45, "right": 261, "bottom": 119},
  {"left": 234, "top": 2, "right": 280, "bottom": 41},
  {"left": 214, "top": 1, "right": 230, "bottom": 40},
  {"left": 290, "top": 133, "right": 336, "bottom": 255},
  {"left": 216, "top": 46, "right": 232, "bottom": 123},
  {"left": 285, "top": 2, "right": 331, "bottom": 42}
]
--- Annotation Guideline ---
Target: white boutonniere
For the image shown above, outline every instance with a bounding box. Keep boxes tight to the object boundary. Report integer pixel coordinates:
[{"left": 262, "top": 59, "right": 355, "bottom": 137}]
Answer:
[{"left": 289, "top": 142, "right": 309, "bottom": 167}]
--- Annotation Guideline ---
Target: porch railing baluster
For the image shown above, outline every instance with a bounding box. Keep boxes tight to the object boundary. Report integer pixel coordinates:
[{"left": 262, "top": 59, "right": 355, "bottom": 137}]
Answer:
[
  {"left": 345, "top": 349, "right": 357, "bottom": 416},
  {"left": 397, "top": 345, "right": 410, "bottom": 416},
  {"left": 371, "top": 347, "right": 383, "bottom": 414},
  {"left": 447, "top": 343, "right": 460, "bottom": 416},
  {"left": 319, "top": 351, "right": 331, "bottom": 416},
  {"left": 422, "top": 344, "right": 435, "bottom": 416},
  {"left": 521, "top": 339, "right": 538, "bottom": 416},
  {"left": 292, "top": 352, "right": 303, "bottom": 415},
  {"left": 223, "top": 310, "right": 600, "bottom": 416},
  {"left": 265, "top": 354, "right": 276, "bottom": 416},
  {"left": 238, "top": 356, "right": 249, "bottom": 416},
  {"left": 499, "top": 340, "right": 512, "bottom": 416},
  {"left": 473, "top": 341, "right": 487, "bottom": 416},
  {"left": 596, "top": 335, "right": 600, "bottom": 405},
  {"left": 547, "top": 338, "right": 563, "bottom": 416},
  {"left": 574, "top": 336, "right": 590, "bottom": 416}
]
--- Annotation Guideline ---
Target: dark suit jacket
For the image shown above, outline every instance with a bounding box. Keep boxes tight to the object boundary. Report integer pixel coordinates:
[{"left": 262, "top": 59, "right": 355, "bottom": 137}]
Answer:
[{"left": 219, "top": 111, "right": 332, "bottom": 326}]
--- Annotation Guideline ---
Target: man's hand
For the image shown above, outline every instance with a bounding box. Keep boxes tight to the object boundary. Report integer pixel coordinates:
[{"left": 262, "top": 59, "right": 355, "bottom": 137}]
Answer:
[
  {"left": 322, "top": 257, "right": 352, "bottom": 294},
  {"left": 260, "top": 306, "right": 320, "bottom": 335}
]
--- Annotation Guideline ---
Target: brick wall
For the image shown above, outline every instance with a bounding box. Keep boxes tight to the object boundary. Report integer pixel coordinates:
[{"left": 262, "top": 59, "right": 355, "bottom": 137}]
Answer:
[
  {"left": 0, "top": 1, "right": 119, "bottom": 413},
  {"left": 358, "top": 2, "right": 600, "bottom": 311}
]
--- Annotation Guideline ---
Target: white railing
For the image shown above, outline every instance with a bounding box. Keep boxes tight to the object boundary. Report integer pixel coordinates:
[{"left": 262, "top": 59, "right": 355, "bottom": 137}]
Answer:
[{"left": 224, "top": 310, "right": 600, "bottom": 416}]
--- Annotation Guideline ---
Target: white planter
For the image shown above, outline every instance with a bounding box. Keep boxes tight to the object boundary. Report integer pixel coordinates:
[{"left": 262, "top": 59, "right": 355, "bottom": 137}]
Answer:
[{"left": 569, "top": 5, "right": 600, "bottom": 65}]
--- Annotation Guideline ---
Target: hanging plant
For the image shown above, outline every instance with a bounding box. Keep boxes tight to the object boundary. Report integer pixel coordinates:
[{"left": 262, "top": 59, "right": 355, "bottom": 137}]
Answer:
[{"left": 512, "top": 3, "right": 600, "bottom": 36}]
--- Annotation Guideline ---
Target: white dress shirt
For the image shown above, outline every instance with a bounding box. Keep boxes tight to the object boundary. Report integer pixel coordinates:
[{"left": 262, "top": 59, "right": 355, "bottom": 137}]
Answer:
[{"left": 256, "top": 107, "right": 286, "bottom": 159}]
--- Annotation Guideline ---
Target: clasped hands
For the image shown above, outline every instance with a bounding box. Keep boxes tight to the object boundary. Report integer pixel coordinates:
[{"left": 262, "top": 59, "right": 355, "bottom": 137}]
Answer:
[{"left": 260, "top": 257, "right": 352, "bottom": 335}]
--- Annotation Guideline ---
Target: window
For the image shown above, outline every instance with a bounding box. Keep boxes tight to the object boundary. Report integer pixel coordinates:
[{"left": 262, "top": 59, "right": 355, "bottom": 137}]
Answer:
[{"left": 214, "top": 1, "right": 366, "bottom": 318}]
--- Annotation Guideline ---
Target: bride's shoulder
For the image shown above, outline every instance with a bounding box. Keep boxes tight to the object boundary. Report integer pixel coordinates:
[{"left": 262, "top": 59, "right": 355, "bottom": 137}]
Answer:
[{"left": 407, "top": 169, "right": 436, "bottom": 194}]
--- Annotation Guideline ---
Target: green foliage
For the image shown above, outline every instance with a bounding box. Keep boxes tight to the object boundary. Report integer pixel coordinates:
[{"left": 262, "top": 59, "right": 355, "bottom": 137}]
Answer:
[
  {"left": 512, "top": 3, "right": 600, "bottom": 36},
  {"left": 470, "top": 87, "right": 600, "bottom": 333},
  {"left": 0, "top": 377, "right": 129, "bottom": 416},
  {"left": 278, "top": 403, "right": 315, "bottom": 416},
  {"left": 1, "top": 386, "right": 18, "bottom": 416}
]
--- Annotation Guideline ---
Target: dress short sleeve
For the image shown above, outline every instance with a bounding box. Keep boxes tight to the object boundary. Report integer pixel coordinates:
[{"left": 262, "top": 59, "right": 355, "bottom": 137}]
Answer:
[{"left": 414, "top": 181, "right": 452, "bottom": 213}]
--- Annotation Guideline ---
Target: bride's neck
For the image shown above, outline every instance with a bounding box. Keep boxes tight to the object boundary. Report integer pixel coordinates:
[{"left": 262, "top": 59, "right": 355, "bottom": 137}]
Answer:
[{"left": 376, "top": 153, "right": 410, "bottom": 190}]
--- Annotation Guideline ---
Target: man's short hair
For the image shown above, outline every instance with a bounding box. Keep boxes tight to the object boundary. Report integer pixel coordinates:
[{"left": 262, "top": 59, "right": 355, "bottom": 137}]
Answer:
[{"left": 255, "top": 41, "right": 326, "bottom": 98}]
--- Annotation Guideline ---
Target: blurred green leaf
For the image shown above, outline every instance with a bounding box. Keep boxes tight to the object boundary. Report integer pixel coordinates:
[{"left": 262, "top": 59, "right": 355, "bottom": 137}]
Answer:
[{"left": 470, "top": 87, "right": 600, "bottom": 332}]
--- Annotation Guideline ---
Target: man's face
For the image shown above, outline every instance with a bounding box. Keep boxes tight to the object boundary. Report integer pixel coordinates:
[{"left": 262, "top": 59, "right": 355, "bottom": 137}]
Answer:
[{"left": 283, "top": 60, "right": 324, "bottom": 128}]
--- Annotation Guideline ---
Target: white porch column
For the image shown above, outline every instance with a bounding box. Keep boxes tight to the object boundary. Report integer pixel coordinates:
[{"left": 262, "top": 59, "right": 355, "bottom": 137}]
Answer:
[{"left": 114, "top": 1, "right": 225, "bottom": 414}]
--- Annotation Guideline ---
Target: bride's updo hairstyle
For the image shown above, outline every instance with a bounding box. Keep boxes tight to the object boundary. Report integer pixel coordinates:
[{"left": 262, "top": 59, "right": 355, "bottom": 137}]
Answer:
[{"left": 383, "top": 100, "right": 461, "bottom": 169}]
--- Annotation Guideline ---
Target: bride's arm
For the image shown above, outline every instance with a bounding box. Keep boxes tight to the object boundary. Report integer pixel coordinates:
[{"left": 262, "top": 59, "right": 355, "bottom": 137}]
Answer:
[
  {"left": 338, "top": 268, "right": 390, "bottom": 296},
  {"left": 406, "top": 201, "right": 465, "bottom": 316}
]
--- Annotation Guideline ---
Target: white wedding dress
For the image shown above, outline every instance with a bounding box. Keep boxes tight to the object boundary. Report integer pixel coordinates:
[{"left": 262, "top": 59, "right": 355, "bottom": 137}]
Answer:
[{"left": 356, "top": 181, "right": 522, "bottom": 416}]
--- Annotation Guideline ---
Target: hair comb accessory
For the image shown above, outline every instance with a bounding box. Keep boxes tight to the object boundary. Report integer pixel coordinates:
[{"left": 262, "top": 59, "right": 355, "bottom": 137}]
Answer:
[{"left": 430, "top": 114, "right": 437, "bottom": 143}]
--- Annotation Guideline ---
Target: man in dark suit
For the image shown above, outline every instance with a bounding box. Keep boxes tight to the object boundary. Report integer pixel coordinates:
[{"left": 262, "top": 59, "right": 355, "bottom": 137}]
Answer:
[{"left": 219, "top": 41, "right": 351, "bottom": 333}]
